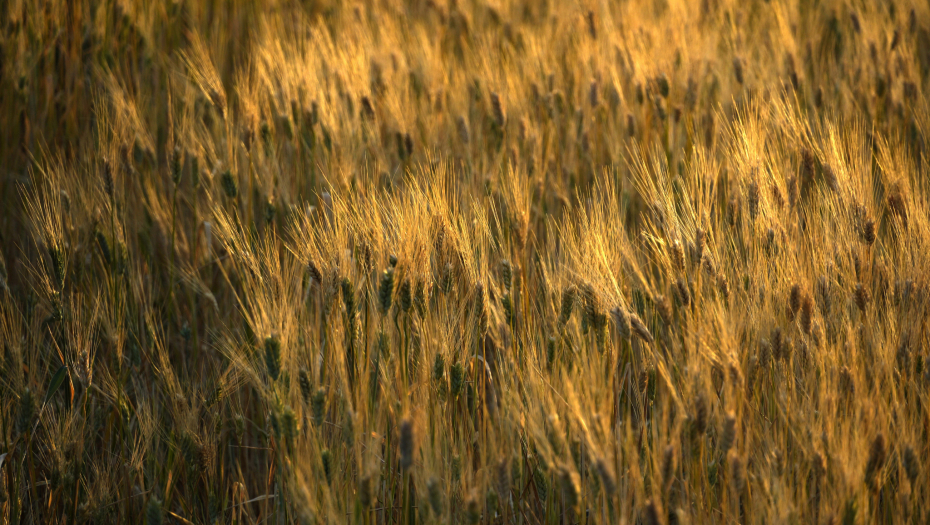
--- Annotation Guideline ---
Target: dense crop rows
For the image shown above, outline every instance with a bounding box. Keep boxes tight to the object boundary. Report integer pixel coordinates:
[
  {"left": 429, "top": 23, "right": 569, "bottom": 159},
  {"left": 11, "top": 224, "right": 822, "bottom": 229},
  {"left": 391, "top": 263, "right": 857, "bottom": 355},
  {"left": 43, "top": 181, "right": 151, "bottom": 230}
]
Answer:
[{"left": 0, "top": 1, "right": 928, "bottom": 523}]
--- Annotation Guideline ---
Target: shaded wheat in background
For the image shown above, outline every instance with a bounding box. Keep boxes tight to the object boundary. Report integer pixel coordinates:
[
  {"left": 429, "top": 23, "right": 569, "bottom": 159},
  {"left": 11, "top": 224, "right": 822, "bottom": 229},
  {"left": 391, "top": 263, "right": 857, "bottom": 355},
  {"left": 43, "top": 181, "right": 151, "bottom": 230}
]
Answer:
[{"left": 0, "top": 0, "right": 928, "bottom": 523}]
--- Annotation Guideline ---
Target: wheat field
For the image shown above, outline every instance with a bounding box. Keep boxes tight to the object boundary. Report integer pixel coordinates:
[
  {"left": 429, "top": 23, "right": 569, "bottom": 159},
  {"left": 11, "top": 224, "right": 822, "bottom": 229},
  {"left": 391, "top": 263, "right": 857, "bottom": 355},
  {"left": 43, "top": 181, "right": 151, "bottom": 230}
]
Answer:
[{"left": 0, "top": 0, "right": 928, "bottom": 523}]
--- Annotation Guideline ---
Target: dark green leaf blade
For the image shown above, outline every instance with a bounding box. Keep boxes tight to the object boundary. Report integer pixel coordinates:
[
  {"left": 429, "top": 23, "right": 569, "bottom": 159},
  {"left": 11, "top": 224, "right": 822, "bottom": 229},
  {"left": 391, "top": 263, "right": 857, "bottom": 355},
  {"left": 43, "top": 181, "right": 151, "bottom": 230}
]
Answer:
[{"left": 45, "top": 365, "right": 68, "bottom": 405}]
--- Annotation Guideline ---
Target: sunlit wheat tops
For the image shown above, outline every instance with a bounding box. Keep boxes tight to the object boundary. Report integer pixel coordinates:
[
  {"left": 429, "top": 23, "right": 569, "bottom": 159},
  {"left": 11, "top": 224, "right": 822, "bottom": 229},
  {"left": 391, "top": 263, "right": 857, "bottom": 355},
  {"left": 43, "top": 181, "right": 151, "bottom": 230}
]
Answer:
[{"left": 1, "top": 0, "right": 929, "bottom": 524}]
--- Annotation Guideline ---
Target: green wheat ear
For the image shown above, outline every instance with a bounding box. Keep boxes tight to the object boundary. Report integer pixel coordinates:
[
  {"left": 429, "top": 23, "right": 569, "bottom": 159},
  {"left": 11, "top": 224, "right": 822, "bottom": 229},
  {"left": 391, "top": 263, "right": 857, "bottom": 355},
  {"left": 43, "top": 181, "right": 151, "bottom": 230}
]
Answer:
[
  {"left": 399, "top": 418, "right": 414, "bottom": 470},
  {"left": 500, "top": 259, "right": 512, "bottom": 290},
  {"left": 432, "top": 352, "right": 445, "bottom": 383},
  {"left": 189, "top": 154, "right": 200, "bottom": 188},
  {"left": 398, "top": 279, "right": 412, "bottom": 313},
  {"left": 263, "top": 334, "right": 281, "bottom": 382},
  {"left": 145, "top": 497, "right": 163, "bottom": 525},
  {"left": 47, "top": 245, "right": 65, "bottom": 290},
  {"left": 101, "top": 160, "right": 114, "bottom": 200},
  {"left": 559, "top": 286, "right": 575, "bottom": 326},
  {"left": 16, "top": 387, "right": 36, "bottom": 437},
  {"left": 312, "top": 388, "right": 326, "bottom": 427},
  {"left": 450, "top": 362, "right": 465, "bottom": 398},
  {"left": 170, "top": 146, "right": 182, "bottom": 185},
  {"left": 427, "top": 477, "right": 444, "bottom": 515},
  {"left": 220, "top": 170, "right": 238, "bottom": 198},
  {"left": 359, "top": 475, "right": 373, "bottom": 508},
  {"left": 546, "top": 336, "right": 557, "bottom": 371},
  {"left": 379, "top": 267, "right": 395, "bottom": 314},
  {"left": 298, "top": 368, "right": 312, "bottom": 403},
  {"left": 281, "top": 405, "right": 298, "bottom": 448},
  {"left": 864, "top": 434, "right": 886, "bottom": 491},
  {"left": 321, "top": 449, "right": 333, "bottom": 485}
]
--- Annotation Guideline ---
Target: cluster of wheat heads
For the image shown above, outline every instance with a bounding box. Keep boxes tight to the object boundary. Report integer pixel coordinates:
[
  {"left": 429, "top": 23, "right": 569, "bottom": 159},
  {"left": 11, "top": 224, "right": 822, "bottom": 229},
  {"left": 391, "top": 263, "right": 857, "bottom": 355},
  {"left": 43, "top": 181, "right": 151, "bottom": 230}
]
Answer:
[{"left": 0, "top": 0, "right": 929, "bottom": 523}]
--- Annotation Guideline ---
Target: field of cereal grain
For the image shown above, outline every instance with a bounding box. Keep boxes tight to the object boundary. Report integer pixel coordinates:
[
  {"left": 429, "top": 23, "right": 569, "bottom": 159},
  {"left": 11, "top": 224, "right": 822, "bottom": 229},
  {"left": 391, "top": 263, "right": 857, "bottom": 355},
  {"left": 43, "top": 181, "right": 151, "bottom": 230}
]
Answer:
[{"left": 0, "top": 1, "right": 928, "bottom": 523}]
